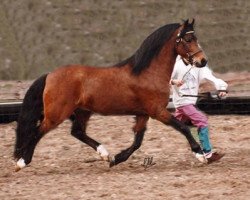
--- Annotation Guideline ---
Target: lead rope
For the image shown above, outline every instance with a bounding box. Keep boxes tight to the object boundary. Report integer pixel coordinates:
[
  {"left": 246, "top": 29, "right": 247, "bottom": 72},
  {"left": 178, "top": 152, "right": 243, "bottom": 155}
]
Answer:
[
  {"left": 177, "top": 65, "right": 194, "bottom": 97},
  {"left": 181, "top": 65, "right": 193, "bottom": 82}
]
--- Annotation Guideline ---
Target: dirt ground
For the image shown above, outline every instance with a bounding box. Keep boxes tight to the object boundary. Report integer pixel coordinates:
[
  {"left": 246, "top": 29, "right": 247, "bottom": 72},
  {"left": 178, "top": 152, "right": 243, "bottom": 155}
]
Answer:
[{"left": 0, "top": 73, "right": 250, "bottom": 200}]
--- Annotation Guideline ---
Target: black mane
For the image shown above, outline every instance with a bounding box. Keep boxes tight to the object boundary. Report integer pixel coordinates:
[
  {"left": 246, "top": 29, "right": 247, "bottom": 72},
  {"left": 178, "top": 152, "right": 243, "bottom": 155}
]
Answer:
[{"left": 115, "top": 23, "right": 181, "bottom": 75}]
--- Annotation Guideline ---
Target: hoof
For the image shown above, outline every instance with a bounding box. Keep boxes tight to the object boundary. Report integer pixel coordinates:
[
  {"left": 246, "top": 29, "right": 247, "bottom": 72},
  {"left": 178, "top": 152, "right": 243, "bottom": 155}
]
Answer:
[
  {"left": 193, "top": 153, "right": 207, "bottom": 164},
  {"left": 15, "top": 158, "right": 26, "bottom": 172},
  {"left": 109, "top": 156, "right": 116, "bottom": 168},
  {"left": 101, "top": 155, "right": 110, "bottom": 162},
  {"left": 97, "top": 145, "right": 110, "bottom": 162},
  {"left": 14, "top": 165, "right": 21, "bottom": 172}
]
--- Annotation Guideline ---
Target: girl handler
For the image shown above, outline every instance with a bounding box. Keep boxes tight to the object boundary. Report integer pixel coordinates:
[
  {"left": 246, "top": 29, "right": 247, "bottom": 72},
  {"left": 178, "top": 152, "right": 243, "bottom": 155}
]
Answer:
[{"left": 171, "top": 56, "right": 228, "bottom": 164}]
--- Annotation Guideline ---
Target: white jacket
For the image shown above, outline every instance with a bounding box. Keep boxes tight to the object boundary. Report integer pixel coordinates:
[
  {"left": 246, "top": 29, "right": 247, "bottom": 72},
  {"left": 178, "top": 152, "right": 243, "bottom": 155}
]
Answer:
[{"left": 171, "top": 56, "right": 228, "bottom": 108}]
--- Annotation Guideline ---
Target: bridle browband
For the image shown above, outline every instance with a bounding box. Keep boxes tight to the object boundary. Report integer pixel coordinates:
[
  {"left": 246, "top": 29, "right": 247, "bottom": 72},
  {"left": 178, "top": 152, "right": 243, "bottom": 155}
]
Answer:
[{"left": 176, "top": 30, "right": 202, "bottom": 65}]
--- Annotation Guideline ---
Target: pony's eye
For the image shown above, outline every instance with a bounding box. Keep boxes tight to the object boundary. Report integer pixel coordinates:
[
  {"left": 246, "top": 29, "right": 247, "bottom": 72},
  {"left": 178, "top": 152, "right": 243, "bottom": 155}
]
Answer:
[{"left": 184, "top": 36, "right": 193, "bottom": 43}]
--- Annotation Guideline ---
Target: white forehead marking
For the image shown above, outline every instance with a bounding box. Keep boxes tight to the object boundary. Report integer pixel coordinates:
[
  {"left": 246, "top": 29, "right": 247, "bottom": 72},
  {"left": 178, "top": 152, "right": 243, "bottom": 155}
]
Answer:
[{"left": 185, "top": 31, "right": 194, "bottom": 34}]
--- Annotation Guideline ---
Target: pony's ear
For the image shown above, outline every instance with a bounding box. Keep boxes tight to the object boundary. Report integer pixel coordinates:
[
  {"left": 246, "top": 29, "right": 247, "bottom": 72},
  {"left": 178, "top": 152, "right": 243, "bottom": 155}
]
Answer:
[
  {"left": 182, "top": 19, "right": 189, "bottom": 30},
  {"left": 183, "top": 19, "right": 195, "bottom": 25},
  {"left": 191, "top": 18, "right": 195, "bottom": 26},
  {"left": 184, "top": 19, "right": 189, "bottom": 26}
]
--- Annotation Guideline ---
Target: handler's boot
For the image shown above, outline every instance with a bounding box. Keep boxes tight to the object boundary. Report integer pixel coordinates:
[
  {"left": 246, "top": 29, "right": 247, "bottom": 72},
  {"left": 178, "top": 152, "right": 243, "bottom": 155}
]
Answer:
[{"left": 205, "top": 151, "right": 225, "bottom": 164}]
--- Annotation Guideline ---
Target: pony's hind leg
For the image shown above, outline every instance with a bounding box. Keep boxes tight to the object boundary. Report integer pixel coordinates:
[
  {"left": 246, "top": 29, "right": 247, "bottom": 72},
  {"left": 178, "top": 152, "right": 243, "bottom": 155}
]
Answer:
[
  {"left": 16, "top": 105, "right": 73, "bottom": 171},
  {"left": 15, "top": 128, "right": 45, "bottom": 171},
  {"left": 70, "top": 109, "right": 110, "bottom": 161},
  {"left": 15, "top": 118, "right": 59, "bottom": 171},
  {"left": 110, "top": 115, "right": 149, "bottom": 167}
]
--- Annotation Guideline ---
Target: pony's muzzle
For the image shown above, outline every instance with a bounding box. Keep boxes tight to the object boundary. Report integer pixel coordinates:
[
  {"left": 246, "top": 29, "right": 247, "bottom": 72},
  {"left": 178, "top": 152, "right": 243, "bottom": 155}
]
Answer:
[{"left": 194, "top": 58, "right": 207, "bottom": 68}]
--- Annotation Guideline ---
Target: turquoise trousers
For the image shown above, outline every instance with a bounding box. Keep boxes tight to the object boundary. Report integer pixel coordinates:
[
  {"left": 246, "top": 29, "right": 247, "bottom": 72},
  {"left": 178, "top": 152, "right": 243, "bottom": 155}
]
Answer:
[{"left": 198, "top": 126, "right": 212, "bottom": 153}]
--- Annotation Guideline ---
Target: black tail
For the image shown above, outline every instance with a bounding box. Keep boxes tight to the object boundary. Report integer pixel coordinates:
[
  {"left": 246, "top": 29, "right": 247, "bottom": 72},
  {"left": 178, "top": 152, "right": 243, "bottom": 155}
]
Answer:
[{"left": 14, "top": 74, "right": 48, "bottom": 160}]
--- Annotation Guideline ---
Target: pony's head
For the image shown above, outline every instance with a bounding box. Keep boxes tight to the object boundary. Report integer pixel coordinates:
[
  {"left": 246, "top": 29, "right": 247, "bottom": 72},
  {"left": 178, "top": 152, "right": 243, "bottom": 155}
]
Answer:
[{"left": 175, "top": 19, "right": 207, "bottom": 68}]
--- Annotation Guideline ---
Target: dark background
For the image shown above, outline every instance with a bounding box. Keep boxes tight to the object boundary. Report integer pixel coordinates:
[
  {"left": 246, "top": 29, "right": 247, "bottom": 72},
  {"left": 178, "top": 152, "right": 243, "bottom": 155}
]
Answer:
[{"left": 0, "top": 0, "right": 249, "bottom": 79}]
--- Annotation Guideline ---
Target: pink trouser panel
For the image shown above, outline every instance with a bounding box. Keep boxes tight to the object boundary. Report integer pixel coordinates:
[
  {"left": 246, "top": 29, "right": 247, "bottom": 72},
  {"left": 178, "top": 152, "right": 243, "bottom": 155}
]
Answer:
[{"left": 174, "top": 104, "right": 208, "bottom": 128}]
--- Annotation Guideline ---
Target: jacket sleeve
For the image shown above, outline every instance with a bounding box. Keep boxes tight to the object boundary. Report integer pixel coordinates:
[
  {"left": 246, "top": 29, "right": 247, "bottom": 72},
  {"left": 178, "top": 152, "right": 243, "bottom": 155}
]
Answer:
[
  {"left": 199, "top": 66, "right": 228, "bottom": 90},
  {"left": 171, "top": 57, "right": 181, "bottom": 80}
]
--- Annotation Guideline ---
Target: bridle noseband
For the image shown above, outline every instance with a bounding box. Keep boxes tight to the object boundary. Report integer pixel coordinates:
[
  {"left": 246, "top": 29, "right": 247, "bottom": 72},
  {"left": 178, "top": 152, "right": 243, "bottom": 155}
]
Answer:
[{"left": 176, "top": 30, "right": 202, "bottom": 65}]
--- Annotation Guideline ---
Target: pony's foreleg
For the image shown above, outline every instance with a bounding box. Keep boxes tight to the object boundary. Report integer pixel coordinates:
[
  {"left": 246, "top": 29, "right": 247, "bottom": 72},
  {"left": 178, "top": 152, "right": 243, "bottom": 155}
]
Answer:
[
  {"left": 70, "top": 109, "right": 109, "bottom": 161},
  {"left": 154, "top": 109, "right": 206, "bottom": 163},
  {"left": 109, "top": 115, "right": 149, "bottom": 167}
]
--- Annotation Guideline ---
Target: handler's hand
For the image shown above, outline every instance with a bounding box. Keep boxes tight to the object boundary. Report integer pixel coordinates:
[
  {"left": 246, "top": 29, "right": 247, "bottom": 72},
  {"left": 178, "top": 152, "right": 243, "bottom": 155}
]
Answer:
[
  {"left": 171, "top": 79, "right": 184, "bottom": 87},
  {"left": 218, "top": 91, "right": 227, "bottom": 98}
]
